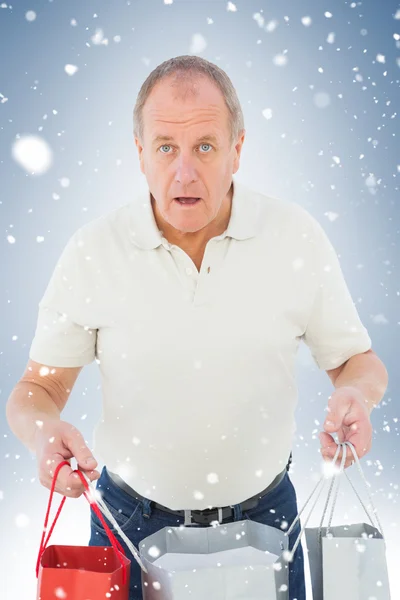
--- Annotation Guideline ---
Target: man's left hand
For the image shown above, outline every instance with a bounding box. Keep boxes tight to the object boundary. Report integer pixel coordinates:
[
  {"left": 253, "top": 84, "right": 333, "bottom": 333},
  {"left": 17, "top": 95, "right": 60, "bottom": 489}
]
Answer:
[{"left": 319, "top": 385, "right": 373, "bottom": 469}]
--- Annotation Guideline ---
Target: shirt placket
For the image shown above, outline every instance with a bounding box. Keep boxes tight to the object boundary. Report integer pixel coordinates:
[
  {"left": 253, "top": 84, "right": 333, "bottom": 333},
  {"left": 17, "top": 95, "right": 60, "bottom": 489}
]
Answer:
[{"left": 161, "top": 236, "right": 226, "bottom": 307}]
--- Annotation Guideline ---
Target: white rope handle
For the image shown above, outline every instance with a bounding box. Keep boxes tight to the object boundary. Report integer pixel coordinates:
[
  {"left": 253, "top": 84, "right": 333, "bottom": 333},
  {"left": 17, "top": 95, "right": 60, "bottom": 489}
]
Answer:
[
  {"left": 319, "top": 442, "right": 384, "bottom": 540},
  {"left": 285, "top": 444, "right": 342, "bottom": 557},
  {"left": 321, "top": 442, "right": 383, "bottom": 535},
  {"left": 286, "top": 443, "right": 341, "bottom": 536},
  {"left": 343, "top": 441, "right": 384, "bottom": 536},
  {"left": 343, "top": 470, "right": 377, "bottom": 528},
  {"left": 286, "top": 441, "right": 385, "bottom": 559},
  {"left": 326, "top": 459, "right": 343, "bottom": 536},
  {"left": 82, "top": 473, "right": 148, "bottom": 574},
  {"left": 321, "top": 442, "right": 347, "bottom": 537}
]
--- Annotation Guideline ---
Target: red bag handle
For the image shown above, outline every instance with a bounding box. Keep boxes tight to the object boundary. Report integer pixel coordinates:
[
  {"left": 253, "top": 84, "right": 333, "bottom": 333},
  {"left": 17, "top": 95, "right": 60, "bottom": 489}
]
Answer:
[{"left": 36, "top": 460, "right": 128, "bottom": 585}]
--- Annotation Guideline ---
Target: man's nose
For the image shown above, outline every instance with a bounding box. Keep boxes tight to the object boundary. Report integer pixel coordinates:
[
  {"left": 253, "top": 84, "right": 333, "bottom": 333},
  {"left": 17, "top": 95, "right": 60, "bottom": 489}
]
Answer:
[{"left": 174, "top": 153, "right": 198, "bottom": 186}]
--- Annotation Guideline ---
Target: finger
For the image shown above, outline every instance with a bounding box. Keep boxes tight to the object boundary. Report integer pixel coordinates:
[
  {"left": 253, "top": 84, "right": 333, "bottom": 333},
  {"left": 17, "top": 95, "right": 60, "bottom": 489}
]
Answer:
[
  {"left": 342, "top": 400, "right": 366, "bottom": 425},
  {"left": 60, "top": 465, "right": 101, "bottom": 497},
  {"left": 336, "top": 426, "right": 347, "bottom": 444},
  {"left": 343, "top": 457, "right": 355, "bottom": 470},
  {"left": 319, "top": 433, "right": 351, "bottom": 466},
  {"left": 63, "top": 425, "right": 98, "bottom": 472},
  {"left": 324, "top": 394, "right": 352, "bottom": 434},
  {"left": 342, "top": 419, "right": 372, "bottom": 460},
  {"left": 76, "top": 466, "right": 101, "bottom": 486},
  {"left": 319, "top": 432, "right": 338, "bottom": 460},
  {"left": 320, "top": 447, "right": 354, "bottom": 472},
  {"left": 73, "top": 467, "right": 101, "bottom": 494},
  {"left": 344, "top": 436, "right": 371, "bottom": 462},
  {"left": 39, "top": 456, "right": 74, "bottom": 495},
  {"left": 86, "top": 469, "right": 101, "bottom": 481},
  {"left": 55, "top": 470, "right": 101, "bottom": 498},
  {"left": 43, "top": 455, "right": 100, "bottom": 497}
]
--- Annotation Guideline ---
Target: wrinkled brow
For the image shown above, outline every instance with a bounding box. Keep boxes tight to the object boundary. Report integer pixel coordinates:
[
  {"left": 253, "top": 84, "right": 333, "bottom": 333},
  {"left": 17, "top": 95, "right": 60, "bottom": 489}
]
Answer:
[{"left": 152, "top": 134, "right": 219, "bottom": 145}]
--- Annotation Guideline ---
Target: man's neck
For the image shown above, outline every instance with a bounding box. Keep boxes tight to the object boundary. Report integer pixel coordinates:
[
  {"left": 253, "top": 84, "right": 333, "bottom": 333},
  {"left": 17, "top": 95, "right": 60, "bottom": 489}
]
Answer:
[{"left": 151, "top": 183, "right": 233, "bottom": 253}]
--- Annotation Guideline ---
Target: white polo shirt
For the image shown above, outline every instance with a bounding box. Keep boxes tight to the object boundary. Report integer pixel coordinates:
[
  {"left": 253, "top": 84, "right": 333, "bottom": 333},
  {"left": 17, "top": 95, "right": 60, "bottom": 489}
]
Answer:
[{"left": 29, "top": 176, "right": 372, "bottom": 510}]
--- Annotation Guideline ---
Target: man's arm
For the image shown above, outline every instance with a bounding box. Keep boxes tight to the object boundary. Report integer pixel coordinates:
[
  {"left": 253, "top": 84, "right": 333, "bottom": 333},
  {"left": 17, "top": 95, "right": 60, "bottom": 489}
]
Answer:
[
  {"left": 326, "top": 348, "right": 388, "bottom": 414},
  {"left": 7, "top": 358, "right": 101, "bottom": 496},
  {"left": 320, "top": 348, "right": 389, "bottom": 467},
  {"left": 6, "top": 359, "right": 82, "bottom": 453}
]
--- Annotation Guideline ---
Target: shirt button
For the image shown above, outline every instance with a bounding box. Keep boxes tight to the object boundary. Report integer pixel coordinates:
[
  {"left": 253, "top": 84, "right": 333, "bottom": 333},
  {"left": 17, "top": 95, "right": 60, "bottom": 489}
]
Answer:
[{"left": 185, "top": 267, "right": 193, "bottom": 276}]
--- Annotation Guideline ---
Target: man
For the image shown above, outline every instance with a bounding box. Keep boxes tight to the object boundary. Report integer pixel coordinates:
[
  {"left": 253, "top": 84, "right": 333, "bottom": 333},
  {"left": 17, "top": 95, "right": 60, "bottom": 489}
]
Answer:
[{"left": 6, "top": 55, "right": 388, "bottom": 600}]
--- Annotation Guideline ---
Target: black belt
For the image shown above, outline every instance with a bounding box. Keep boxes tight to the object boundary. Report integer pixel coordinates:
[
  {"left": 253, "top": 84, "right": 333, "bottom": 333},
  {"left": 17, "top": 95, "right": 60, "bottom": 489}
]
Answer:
[{"left": 106, "top": 453, "right": 292, "bottom": 526}]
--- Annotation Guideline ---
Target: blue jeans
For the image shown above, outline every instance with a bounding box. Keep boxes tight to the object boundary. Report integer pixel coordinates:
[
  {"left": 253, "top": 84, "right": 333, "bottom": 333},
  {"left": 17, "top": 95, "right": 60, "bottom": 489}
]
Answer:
[{"left": 88, "top": 467, "right": 306, "bottom": 600}]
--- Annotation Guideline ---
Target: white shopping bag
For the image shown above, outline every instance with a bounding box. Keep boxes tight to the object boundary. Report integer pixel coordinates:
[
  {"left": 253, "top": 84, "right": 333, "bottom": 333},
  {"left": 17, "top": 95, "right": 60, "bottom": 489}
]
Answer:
[
  {"left": 84, "top": 476, "right": 291, "bottom": 599},
  {"left": 306, "top": 522, "right": 389, "bottom": 600},
  {"left": 287, "top": 441, "right": 391, "bottom": 600},
  {"left": 138, "top": 519, "right": 289, "bottom": 600}
]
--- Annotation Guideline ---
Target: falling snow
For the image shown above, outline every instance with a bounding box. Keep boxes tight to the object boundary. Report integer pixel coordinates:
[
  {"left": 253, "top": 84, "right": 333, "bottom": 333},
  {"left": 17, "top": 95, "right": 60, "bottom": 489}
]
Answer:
[
  {"left": 301, "top": 16, "right": 312, "bottom": 27},
  {"left": 253, "top": 13, "right": 264, "bottom": 28},
  {"left": 64, "top": 63, "right": 78, "bottom": 76},
  {"left": 265, "top": 20, "right": 278, "bottom": 33},
  {"left": 11, "top": 135, "right": 53, "bottom": 174},
  {"left": 262, "top": 107, "right": 273, "bottom": 120},
  {"left": 190, "top": 33, "right": 207, "bottom": 54},
  {"left": 324, "top": 211, "right": 339, "bottom": 222},
  {"left": 15, "top": 513, "right": 30, "bottom": 528},
  {"left": 313, "top": 92, "right": 331, "bottom": 108},
  {"left": 1, "top": 1, "right": 399, "bottom": 598},
  {"left": 91, "top": 28, "right": 109, "bottom": 45},
  {"left": 273, "top": 53, "right": 288, "bottom": 67},
  {"left": 25, "top": 10, "right": 36, "bottom": 22}
]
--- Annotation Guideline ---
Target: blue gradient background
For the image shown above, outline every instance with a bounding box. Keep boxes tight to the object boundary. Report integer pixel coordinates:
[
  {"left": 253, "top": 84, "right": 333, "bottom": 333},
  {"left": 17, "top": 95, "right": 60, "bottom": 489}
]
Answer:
[{"left": 1, "top": 1, "right": 399, "bottom": 598}]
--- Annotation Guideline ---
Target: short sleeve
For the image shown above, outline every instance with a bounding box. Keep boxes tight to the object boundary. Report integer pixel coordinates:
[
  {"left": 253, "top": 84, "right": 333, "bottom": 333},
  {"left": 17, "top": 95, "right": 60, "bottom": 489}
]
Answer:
[
  {"left": 29, "top": 233, "right": 97, "bottom": 367},
  {"left": 301, "top": 215, "right": 372, "bottom": 370}
]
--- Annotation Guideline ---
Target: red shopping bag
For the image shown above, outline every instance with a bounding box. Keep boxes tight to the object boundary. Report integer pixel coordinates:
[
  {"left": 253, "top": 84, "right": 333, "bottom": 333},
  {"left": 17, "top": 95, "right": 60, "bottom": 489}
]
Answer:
[{"left": 36, "top": 460, "right": 131, "bottom": 600}]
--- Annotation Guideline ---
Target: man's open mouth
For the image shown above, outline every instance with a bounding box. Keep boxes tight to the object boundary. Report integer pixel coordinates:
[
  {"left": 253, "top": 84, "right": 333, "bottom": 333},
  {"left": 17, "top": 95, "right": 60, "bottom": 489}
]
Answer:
[{"left": 175, "top": 198, "right": 201, "bottom": 205}]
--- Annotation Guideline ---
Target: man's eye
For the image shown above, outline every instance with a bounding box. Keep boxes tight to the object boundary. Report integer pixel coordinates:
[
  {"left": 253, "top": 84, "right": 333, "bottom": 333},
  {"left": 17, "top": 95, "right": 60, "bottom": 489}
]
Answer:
[{"left": 158, "top": 144, "right": 213, "bottom": 154}]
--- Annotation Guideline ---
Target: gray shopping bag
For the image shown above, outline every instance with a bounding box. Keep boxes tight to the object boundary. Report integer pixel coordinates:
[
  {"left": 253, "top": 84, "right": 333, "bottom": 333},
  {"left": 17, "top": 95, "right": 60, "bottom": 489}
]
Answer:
[
  {"left": 287, "top": 442, "right": 391, "bottom": 600},
  {"left": 306, "top": 523, "right": 390, "bottom": 600},
  {"left": 139, "top": 519, "right": 290, "bottom": 600},
  {"left": 83, "top": 475, "right": 291, "bottom": 599}
]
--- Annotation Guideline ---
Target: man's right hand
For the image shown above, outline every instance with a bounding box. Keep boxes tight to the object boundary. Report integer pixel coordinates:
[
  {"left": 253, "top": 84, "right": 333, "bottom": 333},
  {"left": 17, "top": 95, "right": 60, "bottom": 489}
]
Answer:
[{"left": 34, "top": 419, "right": 101, "bottom": 498}]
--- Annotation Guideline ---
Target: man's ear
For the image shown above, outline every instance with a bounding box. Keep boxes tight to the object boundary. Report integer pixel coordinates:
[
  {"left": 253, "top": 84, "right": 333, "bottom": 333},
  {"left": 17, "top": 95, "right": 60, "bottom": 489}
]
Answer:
[
  {"left": 135, "top": 137, "right": 145, "bottom": 174},
  {"left": 233, "top": 129, "right": 245, "bottom": 173}
]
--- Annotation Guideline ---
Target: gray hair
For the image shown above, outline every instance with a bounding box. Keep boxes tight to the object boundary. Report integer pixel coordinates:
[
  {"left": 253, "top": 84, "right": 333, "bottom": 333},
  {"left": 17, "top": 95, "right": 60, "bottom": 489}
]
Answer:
[{"left": 133, "top": 55, "right": 244, "bottom": 146}]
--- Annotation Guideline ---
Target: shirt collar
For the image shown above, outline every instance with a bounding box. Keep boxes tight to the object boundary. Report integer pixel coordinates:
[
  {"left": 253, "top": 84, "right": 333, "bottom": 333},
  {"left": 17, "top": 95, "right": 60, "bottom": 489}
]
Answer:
[{"left": 128, "top": 175, "right": 261, "bottom": 250}]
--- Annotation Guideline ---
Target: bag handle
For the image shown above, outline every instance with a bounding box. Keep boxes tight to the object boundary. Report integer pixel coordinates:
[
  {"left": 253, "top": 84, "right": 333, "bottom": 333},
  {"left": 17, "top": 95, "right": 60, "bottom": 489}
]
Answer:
[
  {"left": 318, "top": 442, "right": 348, "bottom": 536},
  {"left": 35, "top": 460, "right": 128, "bottom": 585},
  {"left": 284, "top": 444, "right": 342, "bottom": 557},
  {"left": 285, "top": 442, "right": 384, "bottom": 559},
  {"left": 80, "top": 471, "right": 148, "bottom": 574},
  {"left": 325, "top": 441, "right": 384, "bottom": 536}
]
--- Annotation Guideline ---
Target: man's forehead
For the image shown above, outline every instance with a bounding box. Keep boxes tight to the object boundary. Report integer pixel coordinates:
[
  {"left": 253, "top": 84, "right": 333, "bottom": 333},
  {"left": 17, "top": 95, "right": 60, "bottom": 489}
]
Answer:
[
  {"left": 143, "top": 102, "right": 230, "bottom": 143},
  {"left": 144, "top": 100, "right": 228, "bottom": 137},
  {"left": 151, "top": 133, "right": 221, "bottom": 144}
]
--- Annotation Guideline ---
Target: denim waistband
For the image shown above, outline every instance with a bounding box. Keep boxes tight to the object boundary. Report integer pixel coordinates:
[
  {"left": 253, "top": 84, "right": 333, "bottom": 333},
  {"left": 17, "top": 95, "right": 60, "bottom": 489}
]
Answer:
[{"left": 105, "top": 463, "right": 288, "bottom": 525}]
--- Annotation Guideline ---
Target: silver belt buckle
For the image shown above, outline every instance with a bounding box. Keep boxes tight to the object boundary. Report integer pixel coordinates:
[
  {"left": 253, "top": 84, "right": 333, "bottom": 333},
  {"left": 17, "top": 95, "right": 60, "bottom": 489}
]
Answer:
[{"left": 185, "top": 506, "right": 225, "bottom": 526}]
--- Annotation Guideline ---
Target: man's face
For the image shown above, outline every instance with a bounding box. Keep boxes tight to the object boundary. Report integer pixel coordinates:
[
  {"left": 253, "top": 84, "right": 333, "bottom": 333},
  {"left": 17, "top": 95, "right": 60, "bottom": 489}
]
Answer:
[{"left": 135, "top": 75, "right": 245, "bottom": 235}]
